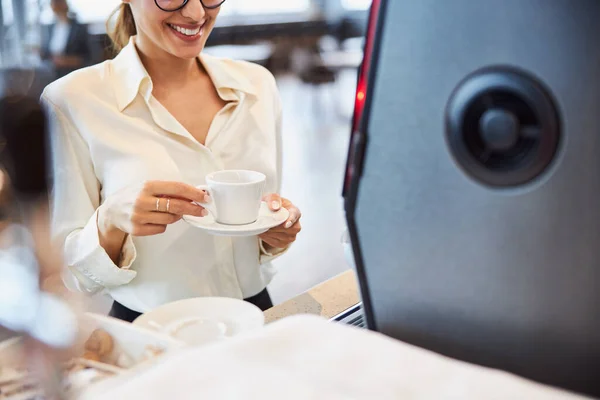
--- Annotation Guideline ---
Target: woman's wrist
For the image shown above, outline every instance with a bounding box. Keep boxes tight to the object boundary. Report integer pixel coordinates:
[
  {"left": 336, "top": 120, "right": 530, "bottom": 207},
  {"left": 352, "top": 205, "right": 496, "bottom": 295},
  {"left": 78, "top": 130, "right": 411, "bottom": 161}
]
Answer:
[
  {"left": 261, "top": 241, "right": 274, "bottom": 252},
  {"left": 97, "top": 204, "right": 127, "bottom": 264},
  {"left": 97, "top": 204, "right": 118, "bottom": 236},
  {"left": 260, "top": 240, "right": 287, "bottom": 257}
]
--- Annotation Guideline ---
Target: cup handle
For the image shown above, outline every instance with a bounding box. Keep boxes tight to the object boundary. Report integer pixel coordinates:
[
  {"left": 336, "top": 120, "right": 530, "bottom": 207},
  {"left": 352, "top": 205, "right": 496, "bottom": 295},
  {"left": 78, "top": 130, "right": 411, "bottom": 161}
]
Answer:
[{"left": 195, "top": 185, "right": 217, "bottom": 218}]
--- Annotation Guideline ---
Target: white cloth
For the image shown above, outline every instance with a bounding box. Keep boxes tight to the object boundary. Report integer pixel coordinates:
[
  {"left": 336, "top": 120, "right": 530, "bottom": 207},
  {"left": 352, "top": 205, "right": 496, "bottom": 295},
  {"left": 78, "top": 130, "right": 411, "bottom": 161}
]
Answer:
[
  {"left": 80, "top": 316, "right": 589, "bottom": 400},
  {"left": 41, "top": 36, "right": 286, "bottom": 313},
  {"left": 49, "top": 20, "right": 71, "bottom": 56}
]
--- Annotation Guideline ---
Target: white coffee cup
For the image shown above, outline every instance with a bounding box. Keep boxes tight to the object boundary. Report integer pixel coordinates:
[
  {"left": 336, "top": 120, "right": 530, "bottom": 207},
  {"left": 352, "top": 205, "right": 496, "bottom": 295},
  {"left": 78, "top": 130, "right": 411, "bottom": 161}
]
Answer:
[{"left": 196, "top": 170, "right": 266, "bottom": 225}]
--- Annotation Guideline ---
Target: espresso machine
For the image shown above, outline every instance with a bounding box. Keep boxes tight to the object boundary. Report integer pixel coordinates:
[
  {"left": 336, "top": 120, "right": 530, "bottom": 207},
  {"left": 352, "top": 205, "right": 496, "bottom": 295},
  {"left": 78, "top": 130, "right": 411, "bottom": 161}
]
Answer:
[{"left": 345, "top": 0, "right": 600, "bottom": 397}]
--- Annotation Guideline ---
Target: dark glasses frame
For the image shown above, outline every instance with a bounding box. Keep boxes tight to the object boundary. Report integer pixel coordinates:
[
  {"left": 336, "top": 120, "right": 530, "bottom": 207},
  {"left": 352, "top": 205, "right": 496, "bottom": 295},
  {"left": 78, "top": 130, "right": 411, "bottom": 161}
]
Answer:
[{"left": 154, "top": 0, "right": 226, "bottom": 12}]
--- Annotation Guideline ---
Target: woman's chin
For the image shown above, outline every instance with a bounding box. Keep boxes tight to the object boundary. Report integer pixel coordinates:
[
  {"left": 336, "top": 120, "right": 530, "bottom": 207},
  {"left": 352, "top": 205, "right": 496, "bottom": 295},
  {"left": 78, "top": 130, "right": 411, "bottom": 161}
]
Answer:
[
  {"left": 163, "top": 30, "right": 207, "bottom": 57},
  {"left": 165, "top": 40, "right": 206, "bottom": 59},
  {"left": 167, "top": 45, "right": 205, "bottom": 60}
]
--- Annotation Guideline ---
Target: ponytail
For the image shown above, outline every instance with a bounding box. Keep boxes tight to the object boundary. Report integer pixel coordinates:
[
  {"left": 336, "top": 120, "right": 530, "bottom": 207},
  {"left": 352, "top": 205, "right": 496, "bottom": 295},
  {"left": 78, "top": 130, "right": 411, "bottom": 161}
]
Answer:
[{"left": 107, "top": 3, "right": 137, "bottom": 54}]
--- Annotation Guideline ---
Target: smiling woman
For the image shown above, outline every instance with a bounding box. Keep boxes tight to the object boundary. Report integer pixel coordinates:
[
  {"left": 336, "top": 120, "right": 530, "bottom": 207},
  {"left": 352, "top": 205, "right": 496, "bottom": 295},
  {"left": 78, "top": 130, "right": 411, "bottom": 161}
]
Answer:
[{"left": 41, "top": 0, "right": 302, "bottom": 323}]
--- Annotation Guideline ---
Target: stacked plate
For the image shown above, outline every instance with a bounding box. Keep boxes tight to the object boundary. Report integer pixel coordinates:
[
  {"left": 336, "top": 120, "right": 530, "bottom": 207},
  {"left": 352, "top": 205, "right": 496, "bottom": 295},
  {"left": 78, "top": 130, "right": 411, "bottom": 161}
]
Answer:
[{"left": 133, "top": 297, "right": 265, "bottom": 347}]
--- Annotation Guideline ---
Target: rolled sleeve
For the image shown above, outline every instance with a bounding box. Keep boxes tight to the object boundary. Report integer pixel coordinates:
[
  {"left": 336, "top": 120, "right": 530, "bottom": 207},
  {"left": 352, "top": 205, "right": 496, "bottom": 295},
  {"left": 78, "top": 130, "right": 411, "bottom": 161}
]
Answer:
[{"left": 64, "top": 210, "right": 137, "bottom": 289}]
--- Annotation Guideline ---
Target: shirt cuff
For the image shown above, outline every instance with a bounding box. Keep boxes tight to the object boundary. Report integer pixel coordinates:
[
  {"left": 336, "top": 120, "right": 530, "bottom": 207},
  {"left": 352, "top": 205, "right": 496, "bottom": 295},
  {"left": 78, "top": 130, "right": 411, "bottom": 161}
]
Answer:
[
  {"left": 64, "top": 210, "right": 137, "bottom": 289},
  {"left": 259, "top": 239, "right": 289, "bottom": 264}
]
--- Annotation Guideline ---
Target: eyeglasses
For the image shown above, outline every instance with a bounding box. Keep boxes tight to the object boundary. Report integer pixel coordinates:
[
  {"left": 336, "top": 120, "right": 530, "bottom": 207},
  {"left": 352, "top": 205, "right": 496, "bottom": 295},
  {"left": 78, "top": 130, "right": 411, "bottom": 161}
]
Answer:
[{"left": 154, "top": 0, "right": 226, "bottom": 12}]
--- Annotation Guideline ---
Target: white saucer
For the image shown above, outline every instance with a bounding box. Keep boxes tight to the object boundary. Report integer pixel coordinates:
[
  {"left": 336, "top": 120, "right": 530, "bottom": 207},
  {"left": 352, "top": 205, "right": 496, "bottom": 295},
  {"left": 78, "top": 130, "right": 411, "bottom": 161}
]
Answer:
[
  {"left": 183, "top": 202, "right": 289, "bottom": 237},
  {"left": 133, "top": 297, "right": 265, "bottom": 347}
]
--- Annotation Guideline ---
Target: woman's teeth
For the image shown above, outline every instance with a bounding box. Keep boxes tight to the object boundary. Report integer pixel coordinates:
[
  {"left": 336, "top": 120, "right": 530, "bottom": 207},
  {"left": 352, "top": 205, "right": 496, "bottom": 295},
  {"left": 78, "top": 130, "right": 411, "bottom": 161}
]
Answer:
[{"left": 168, "top": 24, "right": 201, "bottom": 36}]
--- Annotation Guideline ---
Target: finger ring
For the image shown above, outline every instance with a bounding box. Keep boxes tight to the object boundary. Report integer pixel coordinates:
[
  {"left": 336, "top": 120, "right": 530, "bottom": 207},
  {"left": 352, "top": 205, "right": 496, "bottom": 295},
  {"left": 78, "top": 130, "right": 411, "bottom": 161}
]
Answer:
[
  {"left": 156, "top": 197, "right": 160, "bottom": 212},
  {"left": 166, "top": 198, "right": 170, "bottom": 213}
]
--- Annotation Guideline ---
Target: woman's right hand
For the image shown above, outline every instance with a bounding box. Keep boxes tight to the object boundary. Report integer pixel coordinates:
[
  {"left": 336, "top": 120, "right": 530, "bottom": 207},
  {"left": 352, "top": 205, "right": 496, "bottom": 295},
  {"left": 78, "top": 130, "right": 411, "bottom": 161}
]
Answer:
[{"left": 98, "top": 181, "right": 209, "bottom": 238}]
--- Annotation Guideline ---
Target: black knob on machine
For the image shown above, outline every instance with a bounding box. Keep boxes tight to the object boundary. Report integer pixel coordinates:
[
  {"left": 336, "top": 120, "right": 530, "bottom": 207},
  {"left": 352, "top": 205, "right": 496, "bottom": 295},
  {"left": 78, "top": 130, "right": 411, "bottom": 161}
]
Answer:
[
  {"left": 446, "top": 67, "right": 561, "bottom": 188},
  {"left": 479, "top": 108, "right": 519, "bottom": 152}
]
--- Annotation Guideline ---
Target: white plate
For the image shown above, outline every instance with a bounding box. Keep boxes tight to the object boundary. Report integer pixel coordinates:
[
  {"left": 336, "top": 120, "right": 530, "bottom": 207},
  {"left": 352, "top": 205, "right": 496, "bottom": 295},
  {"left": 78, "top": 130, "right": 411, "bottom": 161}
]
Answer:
[
  {"left": 183, "top": 202, "right": 289, "bottom": 237},
  {"left": 133, "top": 297, "right": 265, "bottom": 346}
]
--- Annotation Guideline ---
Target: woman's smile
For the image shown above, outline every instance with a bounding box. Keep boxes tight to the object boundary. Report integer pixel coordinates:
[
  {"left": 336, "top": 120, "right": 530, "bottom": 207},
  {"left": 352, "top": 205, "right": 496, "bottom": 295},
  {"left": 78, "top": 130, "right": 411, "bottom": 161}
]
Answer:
[{"left": 166, "top": 22, "right": 205, "bottom": 42}]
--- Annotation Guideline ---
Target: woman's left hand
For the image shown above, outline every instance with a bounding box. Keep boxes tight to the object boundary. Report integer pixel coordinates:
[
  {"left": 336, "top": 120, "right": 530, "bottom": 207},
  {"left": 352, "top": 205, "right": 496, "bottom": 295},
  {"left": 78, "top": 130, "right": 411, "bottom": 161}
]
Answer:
[{"left": 259, "top": 194, "right": 301, "bottom": 250}]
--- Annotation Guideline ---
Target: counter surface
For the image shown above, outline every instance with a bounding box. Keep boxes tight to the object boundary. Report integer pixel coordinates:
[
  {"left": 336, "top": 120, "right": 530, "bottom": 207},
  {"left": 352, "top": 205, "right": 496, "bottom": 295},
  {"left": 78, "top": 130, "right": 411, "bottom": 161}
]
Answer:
[{"left": 264, "top": 269, "right": 360, "bottom": 323}]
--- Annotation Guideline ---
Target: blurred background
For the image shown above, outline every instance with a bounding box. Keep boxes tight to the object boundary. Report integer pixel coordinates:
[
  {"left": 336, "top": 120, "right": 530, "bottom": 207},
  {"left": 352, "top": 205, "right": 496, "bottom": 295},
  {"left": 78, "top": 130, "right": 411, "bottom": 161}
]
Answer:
[{"left": 0, "top": 0, "right": 371, "bottom": 311}]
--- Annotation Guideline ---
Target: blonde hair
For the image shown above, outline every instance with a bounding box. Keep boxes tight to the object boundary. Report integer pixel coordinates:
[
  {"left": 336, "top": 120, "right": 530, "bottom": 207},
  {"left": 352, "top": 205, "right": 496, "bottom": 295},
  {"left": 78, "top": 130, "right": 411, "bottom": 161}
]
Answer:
[{"left": 107, "top": 3, "right": 137, "bottom": 54}]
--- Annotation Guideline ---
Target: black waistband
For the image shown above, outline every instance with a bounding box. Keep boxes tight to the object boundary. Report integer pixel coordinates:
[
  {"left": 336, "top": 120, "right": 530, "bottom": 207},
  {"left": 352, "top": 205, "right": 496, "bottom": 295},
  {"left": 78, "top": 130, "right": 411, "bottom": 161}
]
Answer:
[{"left": 109, "top": 288, "right": 273, "bottom": 323}]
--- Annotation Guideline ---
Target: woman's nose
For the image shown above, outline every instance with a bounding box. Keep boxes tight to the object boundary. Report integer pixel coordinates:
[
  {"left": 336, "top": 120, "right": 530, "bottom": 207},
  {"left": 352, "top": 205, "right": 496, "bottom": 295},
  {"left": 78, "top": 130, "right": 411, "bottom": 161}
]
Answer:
[{"left": 180, "top": 0, "right": 207, "bottom": 21}]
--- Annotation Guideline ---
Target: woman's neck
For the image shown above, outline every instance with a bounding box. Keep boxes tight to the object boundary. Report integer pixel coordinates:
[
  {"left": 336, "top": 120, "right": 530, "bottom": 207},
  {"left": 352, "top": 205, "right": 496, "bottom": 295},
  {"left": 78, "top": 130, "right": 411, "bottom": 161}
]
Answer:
[{"left": 135, "top": 38, "right": 204, "bottom": 88}]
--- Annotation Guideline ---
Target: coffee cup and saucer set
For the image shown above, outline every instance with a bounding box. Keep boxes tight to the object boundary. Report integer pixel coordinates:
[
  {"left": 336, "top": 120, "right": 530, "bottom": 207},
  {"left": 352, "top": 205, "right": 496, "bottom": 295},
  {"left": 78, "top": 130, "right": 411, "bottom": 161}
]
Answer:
[{"left": 183, "top": 170, "right": 289, "bottom": 237}]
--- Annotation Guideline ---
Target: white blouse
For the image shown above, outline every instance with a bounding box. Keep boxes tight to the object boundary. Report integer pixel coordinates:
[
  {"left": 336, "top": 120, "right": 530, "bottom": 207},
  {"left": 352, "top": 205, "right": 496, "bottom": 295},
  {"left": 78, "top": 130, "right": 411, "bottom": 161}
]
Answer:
[{"left": 42, "top": 37, "right": 285, "bottom": 313}]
